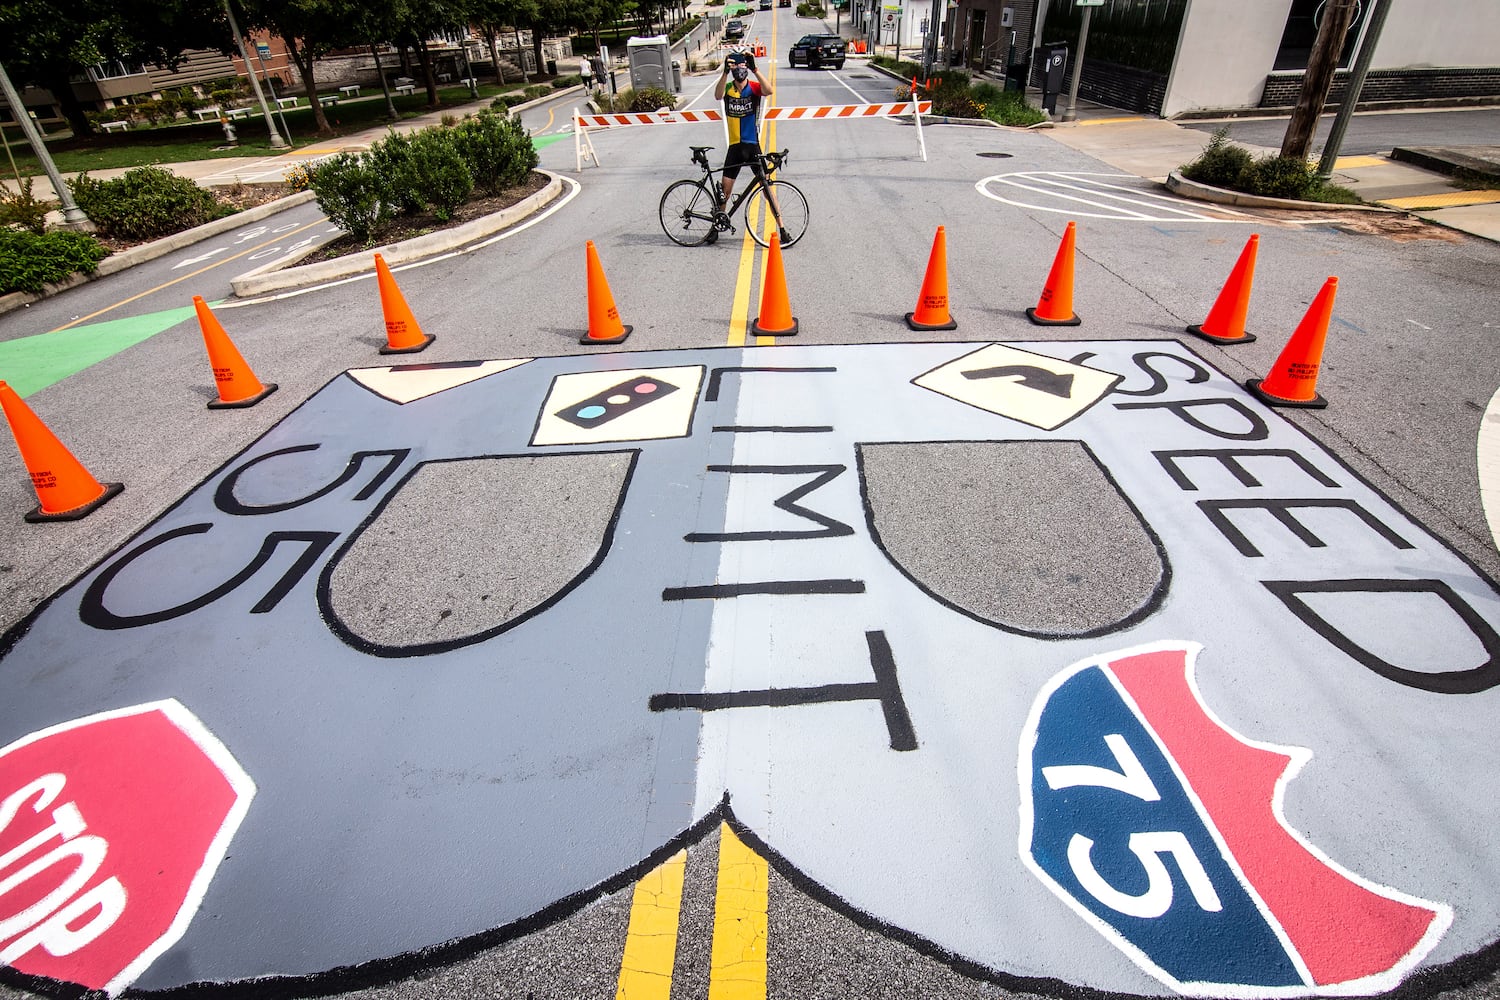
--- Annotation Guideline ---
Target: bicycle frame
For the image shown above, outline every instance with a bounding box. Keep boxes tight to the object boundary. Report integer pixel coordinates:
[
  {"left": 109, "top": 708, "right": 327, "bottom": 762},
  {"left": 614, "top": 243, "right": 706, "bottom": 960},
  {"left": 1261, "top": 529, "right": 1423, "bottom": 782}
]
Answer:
[{"left": 690, "top": 152, "right": 783, "bottom": 228}]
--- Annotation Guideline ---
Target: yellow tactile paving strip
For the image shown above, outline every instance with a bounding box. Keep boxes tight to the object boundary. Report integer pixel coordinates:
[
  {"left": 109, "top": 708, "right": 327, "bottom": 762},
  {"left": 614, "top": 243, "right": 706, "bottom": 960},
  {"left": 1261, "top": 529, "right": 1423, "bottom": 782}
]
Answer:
[
  {"left": 1380, "top": 189, "right": 1500, "bottom": 209},
  {"left": 1332, "top": 155, "right": 1385, "bottom": 169}
]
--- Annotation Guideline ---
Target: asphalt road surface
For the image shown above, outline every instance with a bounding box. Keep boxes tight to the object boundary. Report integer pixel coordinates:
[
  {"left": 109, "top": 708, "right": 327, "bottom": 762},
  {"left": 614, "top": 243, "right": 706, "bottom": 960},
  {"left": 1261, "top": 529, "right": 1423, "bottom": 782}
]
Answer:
[{"left": 2, "top": 14, "right": 1500, "bottom": 1000}]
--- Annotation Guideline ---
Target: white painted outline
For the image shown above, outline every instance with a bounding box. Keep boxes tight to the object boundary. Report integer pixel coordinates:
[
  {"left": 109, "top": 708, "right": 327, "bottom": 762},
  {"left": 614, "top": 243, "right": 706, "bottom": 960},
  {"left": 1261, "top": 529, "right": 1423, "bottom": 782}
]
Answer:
[
  {"left": 1478, "top": 383, "right": 1500, "bottom": 552},
  {"left": 977, "top": 171, "right": 1260, "bottom": 223},
  {"left": 1017, "top": 641, "right": 1452, "bottom": 998},
  {"left": 217, "top": 175, "right": 582, "bottom": 309},
  {"left": 0, "top": 700, "right": 256, "bottom": 997}
]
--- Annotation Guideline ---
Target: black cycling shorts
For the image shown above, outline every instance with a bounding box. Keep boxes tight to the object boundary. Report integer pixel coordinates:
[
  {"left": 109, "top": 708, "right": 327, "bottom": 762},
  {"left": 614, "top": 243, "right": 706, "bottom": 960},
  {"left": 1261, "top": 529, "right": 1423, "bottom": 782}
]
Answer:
[{"left": 722, "top": 141, "right": 765, "bottom": 181}]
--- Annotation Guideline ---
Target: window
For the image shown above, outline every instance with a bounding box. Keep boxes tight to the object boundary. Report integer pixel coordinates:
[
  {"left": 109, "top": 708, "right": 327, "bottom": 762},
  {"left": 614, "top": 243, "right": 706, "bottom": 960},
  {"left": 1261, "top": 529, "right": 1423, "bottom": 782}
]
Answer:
[{"left": 1273, "top": 0, "right": 1371, "bottom": 71}]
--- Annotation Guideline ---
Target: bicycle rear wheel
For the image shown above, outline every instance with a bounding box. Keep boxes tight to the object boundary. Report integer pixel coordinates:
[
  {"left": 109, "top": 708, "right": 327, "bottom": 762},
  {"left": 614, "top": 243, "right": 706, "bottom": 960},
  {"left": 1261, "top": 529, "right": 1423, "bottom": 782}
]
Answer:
[
  {"left": 745, "top": 180, "right": 809, "bottom": 249},
  {"left": 659, "top": 179, "right": 718, "bottom": 247}
]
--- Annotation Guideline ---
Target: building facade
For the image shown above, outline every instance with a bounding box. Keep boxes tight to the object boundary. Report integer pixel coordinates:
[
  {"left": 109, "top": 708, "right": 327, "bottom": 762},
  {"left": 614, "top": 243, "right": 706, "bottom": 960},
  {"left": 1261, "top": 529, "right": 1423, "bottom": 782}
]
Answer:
[{"left": 1031, "top": 0, "right": 1500, "bottom": 119}]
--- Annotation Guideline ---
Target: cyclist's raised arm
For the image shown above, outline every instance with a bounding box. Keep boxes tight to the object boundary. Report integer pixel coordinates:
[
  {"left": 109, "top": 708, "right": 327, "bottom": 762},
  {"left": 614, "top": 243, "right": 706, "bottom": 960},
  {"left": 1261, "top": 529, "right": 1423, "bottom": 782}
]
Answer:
[
  {"left": 753, "top": 65, "right": 772, "bottom": 97},
  {"left": 714, "top": 59, "right": 731, "bottom": 99}
]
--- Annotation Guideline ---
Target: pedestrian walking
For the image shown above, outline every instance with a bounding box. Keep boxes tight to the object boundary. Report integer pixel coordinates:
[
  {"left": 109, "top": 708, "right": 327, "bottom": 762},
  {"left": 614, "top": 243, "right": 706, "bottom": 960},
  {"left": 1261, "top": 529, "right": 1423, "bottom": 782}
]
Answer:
[{"left": 580, "top": 57, "right": 593, "bottom": 92}]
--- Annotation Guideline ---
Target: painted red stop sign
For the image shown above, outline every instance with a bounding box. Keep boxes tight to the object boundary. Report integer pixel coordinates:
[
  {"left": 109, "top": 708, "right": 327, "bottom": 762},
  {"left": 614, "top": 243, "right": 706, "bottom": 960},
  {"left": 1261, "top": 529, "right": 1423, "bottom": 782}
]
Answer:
[{"left": 0, "top": 701, "right": 254, "bottom": 994}]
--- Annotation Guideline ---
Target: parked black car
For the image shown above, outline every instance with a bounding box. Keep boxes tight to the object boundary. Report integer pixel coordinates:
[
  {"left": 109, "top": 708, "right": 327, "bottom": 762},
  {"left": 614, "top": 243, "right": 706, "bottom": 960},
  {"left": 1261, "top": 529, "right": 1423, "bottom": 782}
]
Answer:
[
  {"left": 725, "top": 18, "right": 746, "bottom": 39},
  {"left": 788, "top": 33, "right": 846, "bottom": 69}
]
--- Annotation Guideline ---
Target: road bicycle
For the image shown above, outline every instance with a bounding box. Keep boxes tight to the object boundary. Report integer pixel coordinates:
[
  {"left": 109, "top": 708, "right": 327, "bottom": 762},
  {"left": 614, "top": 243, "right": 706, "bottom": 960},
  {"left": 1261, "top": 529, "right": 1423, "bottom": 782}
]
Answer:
[{"left": 658, "top": 145, "right": 810, "bottom": 248}]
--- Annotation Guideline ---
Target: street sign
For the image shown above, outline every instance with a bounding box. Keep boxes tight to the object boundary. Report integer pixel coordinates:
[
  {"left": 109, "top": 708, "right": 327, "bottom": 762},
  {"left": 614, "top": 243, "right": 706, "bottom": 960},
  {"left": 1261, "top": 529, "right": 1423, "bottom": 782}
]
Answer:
[
  {"left": 1075, "top": 0, "right": 1105, "bottom": 5},
  {"left": 255, "top": 42, "right": 271, "bottom": 59}
]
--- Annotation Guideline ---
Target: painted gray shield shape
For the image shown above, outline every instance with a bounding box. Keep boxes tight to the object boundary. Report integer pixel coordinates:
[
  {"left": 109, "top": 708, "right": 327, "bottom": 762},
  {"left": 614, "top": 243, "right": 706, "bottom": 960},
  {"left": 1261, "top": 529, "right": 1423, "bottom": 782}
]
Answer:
[{"left": 0, "top": 343, "right": 1497, "bottom": 998}]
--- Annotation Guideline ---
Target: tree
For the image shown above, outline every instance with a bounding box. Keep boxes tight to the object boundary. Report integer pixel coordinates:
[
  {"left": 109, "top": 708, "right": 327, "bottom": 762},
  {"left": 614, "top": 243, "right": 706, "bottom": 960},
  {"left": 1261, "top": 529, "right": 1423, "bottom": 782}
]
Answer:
[
  {"left": 235, "top": 0, "right": 368, "bottom": 137},
  {"left": 393, "top": 0, "right": 473, "bottom": 107},
  {"left": 0, "top": 0, "right": 231, "bottom": 136}
]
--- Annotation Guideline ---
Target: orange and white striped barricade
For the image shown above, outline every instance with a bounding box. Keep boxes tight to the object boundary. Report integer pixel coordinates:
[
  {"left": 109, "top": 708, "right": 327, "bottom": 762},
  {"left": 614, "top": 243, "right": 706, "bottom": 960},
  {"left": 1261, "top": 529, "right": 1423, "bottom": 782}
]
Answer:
[
  {"left": 572, "top": 101, "right": 933, "bottom": 169},
  {"left": 573, "top": 108, "right": 725, "bottom": 169},
  {"left": 765, "top": 101, "right": 932, "bottom": 160}
]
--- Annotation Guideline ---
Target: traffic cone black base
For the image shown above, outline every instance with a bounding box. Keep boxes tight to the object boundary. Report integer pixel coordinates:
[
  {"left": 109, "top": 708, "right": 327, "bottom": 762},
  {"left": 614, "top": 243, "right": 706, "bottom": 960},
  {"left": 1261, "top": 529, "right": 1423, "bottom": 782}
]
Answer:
[
  {"left": 579, "top": 325, "right": 632, "bottom": 345},
  {"left": 24, "top": 482, "right": 123, "bottom": 524},
  {"left": 1025, "top": 307, "right": 1081, "bottom": 327},
  {"left": 751, "top": 317, "right": 798, "bottom": 337},
  {"left": 1187, "top": 323, "right": 1255, "bottom": 345},
  {"left": 208, "top": 383, "right": 279, "bottom": 409},
  {"left": 905, "top": 311, "right": 957, "bottom": 332},
  {"left": 1245, "top": 377, "right": 1327, "bottom": 410},
  {"left": 380, "top": 333, "right": 436, "bottom": 355}
]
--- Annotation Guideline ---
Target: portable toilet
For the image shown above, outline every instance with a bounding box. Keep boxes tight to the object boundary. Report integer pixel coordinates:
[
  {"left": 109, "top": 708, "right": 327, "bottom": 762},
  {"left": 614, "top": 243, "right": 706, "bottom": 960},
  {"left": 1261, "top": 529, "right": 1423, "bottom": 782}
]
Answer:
[{"left": 627, "top": 35, "right": 673, "bottom": 92}]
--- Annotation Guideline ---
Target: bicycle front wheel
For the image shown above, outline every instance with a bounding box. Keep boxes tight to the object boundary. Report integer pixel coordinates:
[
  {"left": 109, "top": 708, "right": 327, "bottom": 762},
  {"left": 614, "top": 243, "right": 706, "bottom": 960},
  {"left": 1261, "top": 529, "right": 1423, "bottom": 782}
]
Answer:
[
  {"left": 745, "top": 181, "right": 809, "bottom": 249},
  {"left": 659, "top": 179, "right": 719, "bottom": 247}
]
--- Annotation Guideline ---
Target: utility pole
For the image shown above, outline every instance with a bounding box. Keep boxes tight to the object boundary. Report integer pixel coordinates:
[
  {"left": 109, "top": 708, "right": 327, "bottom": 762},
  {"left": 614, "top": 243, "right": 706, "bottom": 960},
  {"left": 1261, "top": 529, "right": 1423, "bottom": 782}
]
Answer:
[
  {"left": 1317, "top": 0, "right": 1390, "bottom": 177},
  {"left": 1281, "top": 0, "right": 1356, "bottom": 160},
  {"left": 223, "top": 0, "right": 288, "bottom": 148},
  {"left": 0, "top": 58, "right": 92, "bottom": 230}
]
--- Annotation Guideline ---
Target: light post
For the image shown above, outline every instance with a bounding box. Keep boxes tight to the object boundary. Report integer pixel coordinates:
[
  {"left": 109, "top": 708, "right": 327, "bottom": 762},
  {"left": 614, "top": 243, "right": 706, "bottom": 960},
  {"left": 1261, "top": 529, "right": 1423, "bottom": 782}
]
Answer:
[
  {"left": 0, "top": 58, "right": 92, "bottom": 229},
  {"left": 1318, "top": 0, "right": 1391, "bottom": 178},
  {"left": 222, "top": 0, "right": 288, "bottom": 148},
  {"left": 1060, "top": 0, "right": 1101, "bottom": 123}
]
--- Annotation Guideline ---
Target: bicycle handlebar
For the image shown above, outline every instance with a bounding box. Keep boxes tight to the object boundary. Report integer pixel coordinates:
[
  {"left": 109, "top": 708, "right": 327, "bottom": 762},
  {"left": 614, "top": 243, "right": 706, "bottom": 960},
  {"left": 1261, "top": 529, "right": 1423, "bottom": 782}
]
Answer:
[{"left": 689, "top": 147, "right": 790, "bottom": 172}]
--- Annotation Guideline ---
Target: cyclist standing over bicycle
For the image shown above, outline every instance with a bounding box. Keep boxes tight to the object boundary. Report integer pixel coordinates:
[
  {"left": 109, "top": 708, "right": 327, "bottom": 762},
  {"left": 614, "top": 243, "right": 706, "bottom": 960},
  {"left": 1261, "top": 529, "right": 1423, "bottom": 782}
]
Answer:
[{"left": 714, "top": 51, "right": 786, "bottom": 243}]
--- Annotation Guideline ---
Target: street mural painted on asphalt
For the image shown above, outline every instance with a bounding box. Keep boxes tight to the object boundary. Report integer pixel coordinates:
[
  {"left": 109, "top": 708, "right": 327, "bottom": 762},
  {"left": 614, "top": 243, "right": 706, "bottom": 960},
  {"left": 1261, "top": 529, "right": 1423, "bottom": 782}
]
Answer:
[{"left": 1, "top": 340, "right": 1497, "bottom": 997}]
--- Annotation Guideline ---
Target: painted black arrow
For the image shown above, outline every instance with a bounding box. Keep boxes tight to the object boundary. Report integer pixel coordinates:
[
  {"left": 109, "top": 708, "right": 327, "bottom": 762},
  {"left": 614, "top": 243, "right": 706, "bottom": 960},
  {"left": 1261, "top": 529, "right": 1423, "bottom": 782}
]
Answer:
[{"left": 961, "top": 365, "right": 1075, "bottom": 397}]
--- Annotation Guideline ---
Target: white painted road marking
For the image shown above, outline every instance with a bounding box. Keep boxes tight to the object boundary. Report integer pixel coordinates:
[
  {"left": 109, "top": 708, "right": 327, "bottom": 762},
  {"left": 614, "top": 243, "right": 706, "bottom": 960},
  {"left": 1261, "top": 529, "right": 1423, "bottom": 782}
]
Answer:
[{"left": 977, "top": 171, "right": 1259, "bottom": 223}]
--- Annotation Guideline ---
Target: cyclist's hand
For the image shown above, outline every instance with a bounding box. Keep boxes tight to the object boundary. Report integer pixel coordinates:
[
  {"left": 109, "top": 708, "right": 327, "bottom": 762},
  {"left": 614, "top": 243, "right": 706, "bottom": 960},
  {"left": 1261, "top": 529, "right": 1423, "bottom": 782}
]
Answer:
[{"left": 744, "top": 52, "right": 756, "bottom": 72}]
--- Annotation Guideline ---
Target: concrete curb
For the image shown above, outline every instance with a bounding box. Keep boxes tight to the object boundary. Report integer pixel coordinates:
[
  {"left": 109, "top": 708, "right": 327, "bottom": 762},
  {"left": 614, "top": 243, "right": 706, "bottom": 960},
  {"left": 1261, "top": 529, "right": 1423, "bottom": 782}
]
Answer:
[
  {"left": 230, "top": 170, "right": 565, "bottom": 298},
  {"left": 0, "top": 190, "right": 318, "bottom": 318},
  {"left": 1165, "top": 171, "right": 1396, "bottom": 212}
]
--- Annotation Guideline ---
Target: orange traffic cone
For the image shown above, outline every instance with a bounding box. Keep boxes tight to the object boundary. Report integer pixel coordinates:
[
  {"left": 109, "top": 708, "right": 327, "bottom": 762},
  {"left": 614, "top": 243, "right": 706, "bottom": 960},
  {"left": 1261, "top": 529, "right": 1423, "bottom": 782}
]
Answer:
[
  {"left": 581, "top": 240, "right": 632, "bottom": 345},
  {"left": 375, "top": 253, "right": 435, "bottom": 355},
  {"left": 906, "top": 226, "right": 957, "bottom": 331},
  {"left": 1027, "top": 220, "right": 1082, "bottom": 326},
  {"left": 751, "top": 231, "right": 799, "bottom": 337},
  {"left": 193, "top": 296, "right": 278, "bottom": 409},
  {"left": 0, "top": 381, "right": 122, "bottom": 522},
  {"left": 1188, "top": 235, "right": 1259, "bottom": 345},
  {"left": 1245, "top": 277, "right": 1338, "bottom": 409}
]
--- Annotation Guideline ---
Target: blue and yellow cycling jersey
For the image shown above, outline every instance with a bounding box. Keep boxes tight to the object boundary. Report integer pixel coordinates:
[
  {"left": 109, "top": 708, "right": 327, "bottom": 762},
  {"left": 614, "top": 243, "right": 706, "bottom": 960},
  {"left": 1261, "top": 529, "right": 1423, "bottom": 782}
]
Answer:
[{"left": 724, "top": 80, "right": 763, "bottom": 144}]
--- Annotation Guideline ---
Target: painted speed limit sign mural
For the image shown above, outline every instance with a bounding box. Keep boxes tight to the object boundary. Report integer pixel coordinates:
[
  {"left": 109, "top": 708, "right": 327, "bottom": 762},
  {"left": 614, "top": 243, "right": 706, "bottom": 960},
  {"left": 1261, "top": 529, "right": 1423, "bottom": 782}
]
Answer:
[{"left": 0, "top": 340, "right": 1496, "bottom": 997}]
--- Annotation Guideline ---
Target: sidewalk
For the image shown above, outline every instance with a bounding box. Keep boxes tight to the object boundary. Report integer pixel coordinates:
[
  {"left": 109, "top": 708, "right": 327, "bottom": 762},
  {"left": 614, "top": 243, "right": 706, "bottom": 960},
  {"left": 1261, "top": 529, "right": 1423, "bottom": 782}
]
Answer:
[{"left": 1043, "top": 97, "right": 1500, "bottom": 242}]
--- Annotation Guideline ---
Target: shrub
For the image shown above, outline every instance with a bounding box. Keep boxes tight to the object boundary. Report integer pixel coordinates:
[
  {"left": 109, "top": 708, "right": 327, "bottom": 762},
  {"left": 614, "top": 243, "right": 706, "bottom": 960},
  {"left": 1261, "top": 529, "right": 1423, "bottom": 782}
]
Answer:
[
  {"left": 69, "top": 166, "right": 227, "bottom": 241},
  {"left": 1238, "top": 154, "right": 1317, "bottom": 200},
  {"left": 407, "top": 129, "right": 474, "bottom": 221},
  {"left": 365, "top": 131, "right": 428, "bottom": 215},
  {"left": 307, "top": 152, "right": 392, "bottom": 243},
  {"left": 451, "top": 110, "right": 538, "bottom": 194},
  {"left": 1, "top": 177, "right": 55, "bottom": 234},
  {"left": 1179, "top": 126, "right": 1254, "bottom": 188},
  {"left": 0, "top": 228, "right": 110, "bottom": 295},
  {"left": 626, "top": 86, "right": 677, "bottom": 112},
  {"left": 980, "top": 88, "right": 1046, "bottom": 127},
  {"left": 553, "top": 74, "right": 582, "bottom": 89},
  {"left": 523, "top": 84, "right": 552, "bottom": 101}
]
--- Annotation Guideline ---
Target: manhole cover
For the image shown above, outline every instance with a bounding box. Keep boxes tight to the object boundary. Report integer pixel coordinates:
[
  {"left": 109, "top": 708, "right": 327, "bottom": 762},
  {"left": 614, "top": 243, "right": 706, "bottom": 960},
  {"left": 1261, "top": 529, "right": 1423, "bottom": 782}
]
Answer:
[{"left": 977, "top": 152, "right": 1014, "bottom": 158}]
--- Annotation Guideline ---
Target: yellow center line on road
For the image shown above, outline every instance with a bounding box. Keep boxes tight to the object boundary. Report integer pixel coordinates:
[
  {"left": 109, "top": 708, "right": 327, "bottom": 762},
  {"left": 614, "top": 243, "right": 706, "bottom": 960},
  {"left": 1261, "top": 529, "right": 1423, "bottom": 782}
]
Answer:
[
  {"left": 48, "top": 219, "right": 329, "bottom": 333},
  {"left": 726, "top": 20, "right": 782, "bottom": 348},
  {"left": 614, "top": 849, "right": 688, "bottom": 1000},
  {"left": 707, "top": 823, "right": 769, "bottom": 1000}
]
